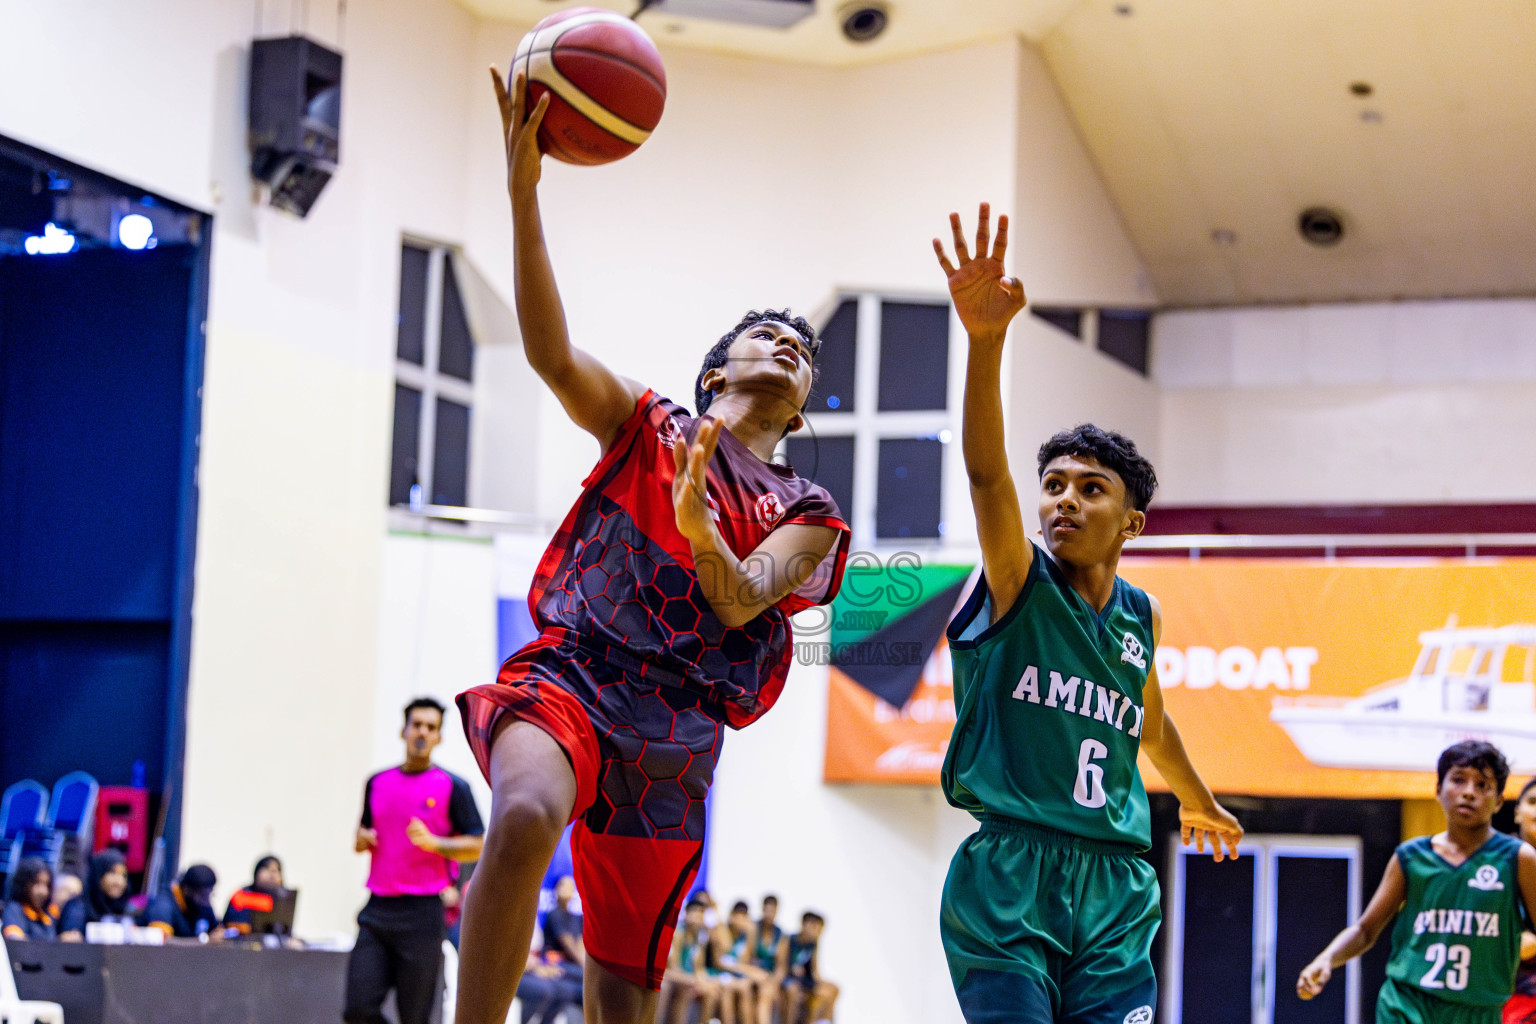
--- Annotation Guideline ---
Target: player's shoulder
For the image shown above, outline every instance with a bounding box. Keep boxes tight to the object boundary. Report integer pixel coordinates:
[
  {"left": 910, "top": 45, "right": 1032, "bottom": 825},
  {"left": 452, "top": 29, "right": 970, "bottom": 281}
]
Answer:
[
  {"left": 1488, "top": 830, "right": 1524, "bottom": 858},
  {"left": 365, "top": 766, "right": 398, "bottom": 786},
  {"left": 440, "top": 767, "right": 476, "bottom": 792},
  {"left": 1394, "top": 834, "right": 1435, "bottom": 863}
]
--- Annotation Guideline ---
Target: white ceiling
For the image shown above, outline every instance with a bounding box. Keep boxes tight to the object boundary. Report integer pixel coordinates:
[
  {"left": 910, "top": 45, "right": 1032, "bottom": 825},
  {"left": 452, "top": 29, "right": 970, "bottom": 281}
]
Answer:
[{"left": 458, "top": 0, "right": 1536, "bottom": 306}]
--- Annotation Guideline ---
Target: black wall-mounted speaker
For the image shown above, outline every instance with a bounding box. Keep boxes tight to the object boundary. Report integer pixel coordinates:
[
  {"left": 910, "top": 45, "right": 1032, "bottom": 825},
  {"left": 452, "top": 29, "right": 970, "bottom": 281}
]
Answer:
[{"left": 248, "top": 36, "right": 342, "bottom": 218}]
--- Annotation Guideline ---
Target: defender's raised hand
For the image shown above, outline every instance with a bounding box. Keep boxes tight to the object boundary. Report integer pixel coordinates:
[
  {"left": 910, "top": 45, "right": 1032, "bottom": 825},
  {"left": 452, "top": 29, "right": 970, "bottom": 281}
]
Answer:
[
  {"left": 491, "top": 67, "right": 550, "bottom": 199},
  {"left": 933, "top": 202, "right": 1026, "bottom": 341}
]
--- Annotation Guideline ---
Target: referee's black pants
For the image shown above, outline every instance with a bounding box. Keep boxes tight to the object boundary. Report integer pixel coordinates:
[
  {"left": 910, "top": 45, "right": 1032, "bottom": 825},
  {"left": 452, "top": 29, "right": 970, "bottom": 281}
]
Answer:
[{"left": 343, "top": 894, "right": 445, "bottom": 1024}]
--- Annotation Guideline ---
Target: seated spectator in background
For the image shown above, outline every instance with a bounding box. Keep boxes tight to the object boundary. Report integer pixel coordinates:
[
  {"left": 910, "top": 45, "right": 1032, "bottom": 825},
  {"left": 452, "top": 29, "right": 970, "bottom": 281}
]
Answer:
[
  {"left": 752, "top": 895, "right": 789, "bottom": 1023},
  {"left": 541, "top": 875, "right": 583, "bottom": 967},
  {"left": 52, "top": 871, "right": 82, "bottom": 912},
  {"left": 143, "top": 864, "right": 219, "bottom": 938},
  {"left": 58, "top": 850, "right": 132, "bottom": 941},
  {"left": 693, "top": 887, "right": 719, "bottom": 929},
  {"left": 540, "top": 874, "right": 584, "bottom": 1015},
  {"left": 783, "top": 912, "right": 838, "bottom": 1024},
  {"left": 660, "top": 898, "right": 718, "bottom": 1024},
  {"left": 515, "top": 936, "right": 583, "bottom": 1024},
  {"left": 222, "top": 854, "right": 287, "bottom": 935},
  {"left": 2, "top": 858, "right": 58, "bottom": 941},
  {"left": 709, "top": 901, "right": 759, "bottom": 1024}
]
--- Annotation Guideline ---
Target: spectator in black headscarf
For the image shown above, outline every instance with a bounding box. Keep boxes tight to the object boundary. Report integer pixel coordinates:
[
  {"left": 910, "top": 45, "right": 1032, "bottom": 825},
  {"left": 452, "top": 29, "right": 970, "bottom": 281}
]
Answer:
[
  {"left": 224, "top": 854, "right": 289, "bottom": 935},
  {"left": 58, "top": 850, "right": 132, "bottom": 941},
  {"left": 142, "top": 864, "right": 220, "bottom": 938},
  {"left": 2, "top": 857, "right": 58, "bottom": 941}
]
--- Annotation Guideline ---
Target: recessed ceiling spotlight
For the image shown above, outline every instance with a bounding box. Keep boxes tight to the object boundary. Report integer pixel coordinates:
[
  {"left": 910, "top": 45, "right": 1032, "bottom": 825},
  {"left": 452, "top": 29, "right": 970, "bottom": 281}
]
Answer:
[
  {"left": 1359, "top": 109, "right": 1382, "bottom": 124},
  {"left": 1114, "top": 3, "right": 1134, "bottom": 15},
  {"left": 840, "top": 3, "right": 888, "bottom": 42},
  {"left": 1350, "top": 81, "right": 1373, "bottom": 97},
  {"left": 1210, "top": 229, "right": 1237, "bottom": 245},
  {"left": 1298, "top": 207, "right": 1345, "bottom": 247}
]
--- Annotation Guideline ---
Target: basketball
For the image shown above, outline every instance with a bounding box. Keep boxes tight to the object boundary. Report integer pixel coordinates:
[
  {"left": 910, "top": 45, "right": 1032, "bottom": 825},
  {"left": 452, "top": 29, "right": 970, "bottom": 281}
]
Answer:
[{"left": 512, "top": 7, "right": 667, "bottom": 166}]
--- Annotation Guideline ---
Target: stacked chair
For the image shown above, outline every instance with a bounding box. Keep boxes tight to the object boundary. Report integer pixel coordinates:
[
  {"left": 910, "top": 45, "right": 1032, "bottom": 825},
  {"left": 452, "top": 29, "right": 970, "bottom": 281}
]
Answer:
[{"left": 0, "top": 773, "right": 99, "bottom": 882}]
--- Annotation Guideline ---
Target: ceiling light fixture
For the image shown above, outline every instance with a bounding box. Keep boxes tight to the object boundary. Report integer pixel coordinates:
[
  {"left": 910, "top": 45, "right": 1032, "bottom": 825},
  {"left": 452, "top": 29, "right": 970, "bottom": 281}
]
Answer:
[
  {"left": 840, "top": 4, "right": 888, "bottom": 42},
  {"left": 1298, "top": 207, "right": 1345, "bottom": 247}
]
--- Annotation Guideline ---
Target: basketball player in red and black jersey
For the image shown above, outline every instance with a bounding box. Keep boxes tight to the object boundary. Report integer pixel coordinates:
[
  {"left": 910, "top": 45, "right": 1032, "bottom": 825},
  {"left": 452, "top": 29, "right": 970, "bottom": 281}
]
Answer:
[{"left": 453, "top": 70, "right": 851, "bottom": 1024}]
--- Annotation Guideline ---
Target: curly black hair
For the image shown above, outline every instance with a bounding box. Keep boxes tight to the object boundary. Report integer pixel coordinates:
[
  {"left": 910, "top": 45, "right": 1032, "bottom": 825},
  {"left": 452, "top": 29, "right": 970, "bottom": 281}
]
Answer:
[
  {"left": 694, "top": 309, "right": 819, "bottom": 417},
  {"left": 1037, "top": 424, "right": 1158, "bottom": 511},
  {"left": 1437, "top": 740, "right": 1510, "bottom": 794}
]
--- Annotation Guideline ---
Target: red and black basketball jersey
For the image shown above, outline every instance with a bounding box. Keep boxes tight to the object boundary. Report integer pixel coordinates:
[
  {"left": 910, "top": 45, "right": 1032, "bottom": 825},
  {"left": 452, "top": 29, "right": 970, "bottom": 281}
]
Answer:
[{"left": 530, "top": 390, "right": 850, "bottom": 727}]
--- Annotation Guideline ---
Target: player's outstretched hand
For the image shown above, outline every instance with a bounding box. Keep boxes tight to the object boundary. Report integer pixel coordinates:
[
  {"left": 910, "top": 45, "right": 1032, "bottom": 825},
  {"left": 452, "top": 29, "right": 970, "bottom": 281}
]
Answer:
[
  {"left": 672, "top": 416, "right": 722, "bottom": 544},
  {"left": 933, "top": 202, "right": 1026, "bottom": 342},
  {"left": 1296, "top": 957, "right": 1332, "bottom": 1000},
  {"left": 1179, "top": 800, "right": 1243, "bottom": 862},
  {"left": 491, "top": 66, "right": 550, "bottom": 200}
]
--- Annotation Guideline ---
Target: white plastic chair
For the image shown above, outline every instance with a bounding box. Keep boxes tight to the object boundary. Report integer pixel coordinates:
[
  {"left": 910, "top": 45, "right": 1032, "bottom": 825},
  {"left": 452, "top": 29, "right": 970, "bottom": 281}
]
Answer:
[{"left": 0, "top": 945, "right": 64, "bottom": 1024}]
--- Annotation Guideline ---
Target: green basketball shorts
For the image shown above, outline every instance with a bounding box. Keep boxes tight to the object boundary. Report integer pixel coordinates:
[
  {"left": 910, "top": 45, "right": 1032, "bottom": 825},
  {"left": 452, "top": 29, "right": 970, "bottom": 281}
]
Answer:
[
  {"left": 941, "top": 815, "right": 1160, "bottom": 1024},
  {"left": 1375, "top": 977, "right": 1500, "bottom": 1024}
]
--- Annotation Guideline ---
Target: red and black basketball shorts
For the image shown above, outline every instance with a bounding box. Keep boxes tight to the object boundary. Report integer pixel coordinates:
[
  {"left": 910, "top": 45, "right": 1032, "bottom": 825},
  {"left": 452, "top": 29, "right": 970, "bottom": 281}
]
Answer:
[
  {"left": 1505, "top": 994, "right": 1536, "bottom": 1024},
  {"left": 457, "top": 634, "right": 724, "bottom": 990}
]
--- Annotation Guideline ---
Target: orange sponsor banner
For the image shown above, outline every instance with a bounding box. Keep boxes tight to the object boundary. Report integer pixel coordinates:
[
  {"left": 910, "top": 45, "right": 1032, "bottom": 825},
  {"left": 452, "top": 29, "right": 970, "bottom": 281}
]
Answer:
[
  {"left": 824, "top": 558, "right": 1536, "bottom": 798},
  {"left": 824, "top": 641, "right": 957, "bottom": 784}
]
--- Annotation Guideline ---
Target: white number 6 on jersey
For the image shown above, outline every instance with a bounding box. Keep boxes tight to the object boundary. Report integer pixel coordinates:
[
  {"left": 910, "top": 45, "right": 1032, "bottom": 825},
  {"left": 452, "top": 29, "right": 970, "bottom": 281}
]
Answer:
[{"left": 1074, "top": 738, "right": 1109, "bottom": 809}]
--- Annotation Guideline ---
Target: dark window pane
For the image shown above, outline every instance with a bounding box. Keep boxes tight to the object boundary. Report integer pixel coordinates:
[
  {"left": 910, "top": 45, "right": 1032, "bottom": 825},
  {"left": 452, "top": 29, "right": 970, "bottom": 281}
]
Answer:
[
  {"left": 876, "top": 438, "right": 942, "bottom": 539},
  {"left": 1272, "top": 856, "right": 1351, "bottom": 1024},
  {"left": 1031, "top": 306, "right": 1082, "bottom": 339},
  {"left": 813, "top": 299, "right": 857, "bottom": 413},
  {"left": 1179, "top": 852, "right": 1256, "bottom": 1024},
  {"left": 396, "top": 245, "right": 429, "bottom": 366},
  {"left": 783, "top": 434, "right": 854, "bottom": 525},
  {"left": 878, "top": 301, "right": 949, "bottom": 411},
  {"left": 439, "top": 256, "right": 475, "bottom": 382},
  {"left": 1098, "top": 310, "right": 1150, "bottom": 375},
  {"left": 432, "top": 397, "right": 470, "bottom": 507},
  {"left": 388, "top": 384, "right": 422, "bottom": 506}
]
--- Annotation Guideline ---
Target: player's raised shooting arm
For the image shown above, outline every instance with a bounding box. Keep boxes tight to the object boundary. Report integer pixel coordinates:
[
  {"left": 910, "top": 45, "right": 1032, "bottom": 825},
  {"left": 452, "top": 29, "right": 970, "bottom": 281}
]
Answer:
[
  {"left": 672, "top": 418, "right": 838, "bottom": 629},
  {"left": 934, "top": 204, "right": 1032, "bottom": 614},
  {"left": 493, "top": 67, "right": 644, "bottom": 452},
  {"left": 1297, "top": 855, "right": 1406, "bottom": 999},
  {"left": 1141, "top": 596, "right": 1243, "bottom": 861}
]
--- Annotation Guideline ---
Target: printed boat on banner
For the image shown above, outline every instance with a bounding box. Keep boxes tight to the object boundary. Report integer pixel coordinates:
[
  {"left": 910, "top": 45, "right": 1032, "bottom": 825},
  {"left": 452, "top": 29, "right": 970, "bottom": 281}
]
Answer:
[{"left": 1271, "top": 624, "right": 1536, "bottom": 772}]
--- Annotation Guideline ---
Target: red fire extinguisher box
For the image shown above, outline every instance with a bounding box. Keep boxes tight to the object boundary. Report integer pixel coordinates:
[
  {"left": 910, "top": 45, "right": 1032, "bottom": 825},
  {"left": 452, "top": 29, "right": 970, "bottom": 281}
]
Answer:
[{"left": 94, "top": 786, "right": 149, "bottom": 872}]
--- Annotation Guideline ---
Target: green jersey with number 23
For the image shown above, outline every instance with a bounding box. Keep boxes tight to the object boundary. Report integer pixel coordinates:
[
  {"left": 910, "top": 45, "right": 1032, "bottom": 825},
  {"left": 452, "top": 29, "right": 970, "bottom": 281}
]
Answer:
[{"left": 1386, "top": 832, "right": 1523, "bottom": 1007}]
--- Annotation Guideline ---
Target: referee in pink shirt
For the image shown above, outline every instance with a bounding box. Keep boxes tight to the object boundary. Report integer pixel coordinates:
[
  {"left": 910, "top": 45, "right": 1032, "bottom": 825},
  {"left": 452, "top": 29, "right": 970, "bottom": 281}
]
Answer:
[{"left": 345, "top": 698, "right": 485, "bottom": 1024}]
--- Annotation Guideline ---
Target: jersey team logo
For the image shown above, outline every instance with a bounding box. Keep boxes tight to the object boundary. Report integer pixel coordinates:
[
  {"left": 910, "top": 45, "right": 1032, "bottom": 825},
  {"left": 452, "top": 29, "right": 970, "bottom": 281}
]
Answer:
[
  {"left": 657, "top": 416, "right": 685, "bottom": 450},
  {"left": 1469, "top": 864, "right": 1505, "bottom": 891},
  {"left": 756, "top": 492, "right": 786, "bottom": 529},
  {"left": 1123, "top": 1007, "right": 1153, "bottom": 1024},
  {"left": 1121, "top": 632, "right": 1147, "bottom": 670}
]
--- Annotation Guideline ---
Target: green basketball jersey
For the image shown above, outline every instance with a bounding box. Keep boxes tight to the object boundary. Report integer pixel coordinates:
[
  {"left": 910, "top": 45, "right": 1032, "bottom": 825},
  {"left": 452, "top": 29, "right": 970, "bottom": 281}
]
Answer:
[
  {"left": 1385, "top": 832, "right": 1523, "bottom": 1008},
  {"left": 941, "top": 542, "right": 1154, "bottom": 850}
]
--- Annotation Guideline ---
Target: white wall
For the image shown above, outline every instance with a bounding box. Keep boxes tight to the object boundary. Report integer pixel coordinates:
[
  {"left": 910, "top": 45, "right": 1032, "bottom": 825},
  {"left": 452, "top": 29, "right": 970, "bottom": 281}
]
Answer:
[
  {"left": 1153, "top": 299, "right": 1536, "bottom": 504},
  {"left": 373, "top": 532, "right": 499, "bottom": 816},
  {"left": 2, "top": 0, "right": 486, "bottom": 937}
]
